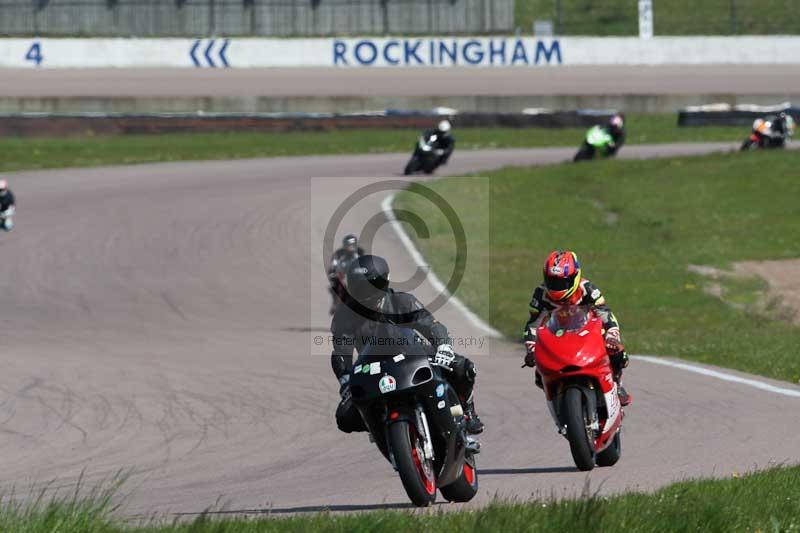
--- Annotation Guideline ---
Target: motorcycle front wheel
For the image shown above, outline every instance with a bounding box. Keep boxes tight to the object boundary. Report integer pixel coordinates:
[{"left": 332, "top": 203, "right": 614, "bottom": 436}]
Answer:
[
  {"left": 564, "top": 387, "right": 596, "bottom": 471},
  {"left": 404, "top": 154, "right": 421, "bottom": 175},
  {"left": 388, "top": 420, "right": 437, "bottom": 506},
  {"left": 573, "top": 143, "right": 595, "bottom": 162}
]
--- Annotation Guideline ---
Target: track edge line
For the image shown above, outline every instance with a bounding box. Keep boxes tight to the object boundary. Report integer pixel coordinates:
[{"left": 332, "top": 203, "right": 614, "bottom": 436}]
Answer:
[{"left": 381, "top": 191, "right": 502, "bottom": 339}]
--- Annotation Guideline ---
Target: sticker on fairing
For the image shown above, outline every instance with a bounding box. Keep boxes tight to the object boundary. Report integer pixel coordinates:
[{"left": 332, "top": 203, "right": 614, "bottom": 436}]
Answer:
[
  {"left": 353, "top": 365, "right": 362, "bottom": 374},
  {"left": 379, "top": 375, "right": 396, "bottom": 394},
  {"left": 604, "top": 384, "right": 621, "bottom": 426},
  {"left": 435, "top": 383, "right": 445, "bottom": 397},
  {"left": 437, "top": 400, "right": 446, "bottom": 409},
  {"left": 393, "top": 354, "right": 405, "bottom": 362},
  {"left": 369, "top": 362, "right": 381, "bottom": 375},
  {"left": 362, "top": 365, "right": 370, "bottom": 374}
]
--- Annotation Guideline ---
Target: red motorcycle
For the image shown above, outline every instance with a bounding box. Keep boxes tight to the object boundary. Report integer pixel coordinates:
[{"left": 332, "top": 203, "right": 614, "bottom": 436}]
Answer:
[{"left": 533, "top": 305, "right": 624, "bottom": 471}]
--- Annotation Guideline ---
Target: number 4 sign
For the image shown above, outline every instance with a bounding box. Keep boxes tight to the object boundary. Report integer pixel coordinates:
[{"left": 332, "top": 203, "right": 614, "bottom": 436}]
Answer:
[{"left": 26, "top": 42, "right": 43, "bottom": 66}]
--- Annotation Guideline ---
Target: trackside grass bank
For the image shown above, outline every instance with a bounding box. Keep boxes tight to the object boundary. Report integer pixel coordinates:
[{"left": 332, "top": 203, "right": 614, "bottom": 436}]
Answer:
[
  {"left": 0, "top": 114, "right": 742, "bottom": 173},
  {"left": 5, "top": 466, "right": 800, "bottom": 532},
  {"left": 516, "top": 0, "right": 800, "bottom": 35},
  {"left": 394, "top": 150, "right": 800, "bottom": 383}
]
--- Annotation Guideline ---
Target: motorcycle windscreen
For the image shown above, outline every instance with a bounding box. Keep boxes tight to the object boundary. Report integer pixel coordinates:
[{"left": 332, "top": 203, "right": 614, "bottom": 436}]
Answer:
[{"left": 359, "top": 323, "right": 429, "bottom": 361}]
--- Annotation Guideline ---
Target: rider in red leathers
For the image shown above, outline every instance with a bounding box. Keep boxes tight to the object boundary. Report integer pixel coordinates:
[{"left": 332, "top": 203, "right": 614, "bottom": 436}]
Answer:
[{"left": 522, "top": 250, "right": 630, "bottom": 406}]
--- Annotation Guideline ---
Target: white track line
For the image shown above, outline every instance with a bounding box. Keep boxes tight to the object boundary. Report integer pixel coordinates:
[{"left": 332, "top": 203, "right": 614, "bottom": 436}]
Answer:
[
  {"left": 632, "top": 355, "right": 800, "bottom": 398},
  {"left": 381, "top": 192, "right": 502, "bottom": 338},
  {"left": 384, "top": 191, "right": 800, "bottom": 399}
]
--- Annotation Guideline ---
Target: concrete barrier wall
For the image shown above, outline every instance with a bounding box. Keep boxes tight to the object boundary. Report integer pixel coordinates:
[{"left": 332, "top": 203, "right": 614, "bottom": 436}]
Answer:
[{"left": 2, "top": 36, "right": 800, "bottom": 68}]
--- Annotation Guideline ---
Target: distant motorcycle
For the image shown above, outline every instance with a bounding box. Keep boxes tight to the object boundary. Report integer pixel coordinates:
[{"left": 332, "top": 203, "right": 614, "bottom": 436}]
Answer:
[
  {"left": 349, "top": 325, "right": 480, "bottom": 506},
  {"left": 404, "top": 132, "right": 450, "bottom": 175},
  {"left": 533, "top": 305, "right": 624, "bottom": 471},
  {"left": 573, "top": 126, "right": 618, "bottom": 162},
  {"left": 740, "top": 114, "right": 795, "bottom": 151}
]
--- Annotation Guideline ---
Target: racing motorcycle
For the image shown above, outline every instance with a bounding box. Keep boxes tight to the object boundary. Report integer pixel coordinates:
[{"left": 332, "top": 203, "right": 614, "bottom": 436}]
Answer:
[
  {"left": 533, "top": 305, "right": 624, "bottom": 471},
  {"left": 403, "top": 132, "right": 449, "bottom": 175},
  {"left": 349, "top": 325, "right": 479, "bottom": 506},
  {"left": 573, "top": 126, "right": 616, "bottom": 162},
  {"left": 740, "top": 115, "right": 795, "bottom": 151}
]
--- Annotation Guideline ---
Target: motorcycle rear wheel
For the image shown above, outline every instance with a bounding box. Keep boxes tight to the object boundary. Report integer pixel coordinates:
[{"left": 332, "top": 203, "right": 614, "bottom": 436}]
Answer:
[
  {"left": 564, "top": 387, "right": 596, "bottom": 471},
  {"left": 596, "top": 430, "right": 622, "bottom": 467},
  {"left": 439, "top": 454, "right": 479, "bottom": 502},
  {"left": 388, "top": 420, "right": 437, "bottom": 507}
]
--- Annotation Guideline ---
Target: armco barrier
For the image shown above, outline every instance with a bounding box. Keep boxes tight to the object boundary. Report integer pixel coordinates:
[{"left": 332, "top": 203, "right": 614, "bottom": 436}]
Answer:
[
  {"left": 3, "top": 36, "right": 800, "bottom": 68},
  {"left": 678, "top": 103, "right": 799, "bottom": 126},
  {"left": 0, "top": 110, "right": 615, "bottom": 138}
]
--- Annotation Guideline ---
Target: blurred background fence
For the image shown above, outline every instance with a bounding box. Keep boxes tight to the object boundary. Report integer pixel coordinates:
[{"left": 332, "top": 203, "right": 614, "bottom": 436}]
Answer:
[
  {"left": 2, "top": 0, "right": 797, "bottom": 37},
  {"left": 0, "top": 0, "right": 514, "bottom": 36},
  {"left": 518, "top": 0, "right": 800, "bottom": 35}
]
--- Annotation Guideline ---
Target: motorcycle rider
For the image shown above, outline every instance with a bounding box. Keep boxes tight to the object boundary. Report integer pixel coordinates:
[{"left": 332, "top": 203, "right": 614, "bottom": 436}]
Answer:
[
  {"left": 327, "top": 234, "right": 365, "bottom": 314},
  {"left": 404, "top": 119, "right": 455, "bottom": 175},
  {"left": 602, "top": 113, "right": 626, "bottom": 157},
  {"left": 746, "top": 112, "right": 795, "bottom": 149},
  {"left": 521, "top": 250, "right": 630, "bottom": 406},
  {"left": 0, "top": 179, "right": 16, "bottom": 232},
  {"left": 331, "top": 254, "right": 484, "bottom": 435},
  {"left": 428, "top": 120, "right": 455, "bottom": 165}
]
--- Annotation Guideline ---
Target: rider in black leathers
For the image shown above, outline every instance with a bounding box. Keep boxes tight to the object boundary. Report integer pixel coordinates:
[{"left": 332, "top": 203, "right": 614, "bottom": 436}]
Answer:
[
  {"left": 331, "top": 254, "right": 484, "bottom": 435},
  {"left": 327, "top": 234, "right": 365, "bottom": 314}
]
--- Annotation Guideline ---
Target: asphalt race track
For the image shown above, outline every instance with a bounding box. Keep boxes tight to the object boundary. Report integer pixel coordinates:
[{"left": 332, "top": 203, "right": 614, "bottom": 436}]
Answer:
[
  {"left": 2, "top": 143, "right": 800, "bottom": 516},
  {"left": 1, "top": 65, "right": 799, "bottom": 98}
]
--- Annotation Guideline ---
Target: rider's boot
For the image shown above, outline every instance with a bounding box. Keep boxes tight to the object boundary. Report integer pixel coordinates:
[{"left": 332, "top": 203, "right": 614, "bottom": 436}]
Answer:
[
  {"left": 613, "top": 372, "right": 632, "bottom": 407},
  {"left": 462, "top": 394, "right": 484, "bottom": 435}
]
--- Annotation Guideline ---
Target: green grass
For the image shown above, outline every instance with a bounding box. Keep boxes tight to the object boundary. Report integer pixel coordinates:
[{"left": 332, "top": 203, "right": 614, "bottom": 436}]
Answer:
[
  {"left": 395, "top": 150, "right": 800, "bottom": 383},
  {"left": 516, "top": 0, "right": 800, "bottom": 35},
  {"left": 0, "top": 114, "right": 743, "bottom": 173},
  {"left": 6, "top": 466, "right": 800, "bottom": 531}
]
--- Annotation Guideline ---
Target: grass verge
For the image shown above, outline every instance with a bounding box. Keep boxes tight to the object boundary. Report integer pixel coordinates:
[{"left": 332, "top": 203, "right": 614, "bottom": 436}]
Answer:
[
  {"left": 6, "top": 466, "right": 800, "bottom": 531},
  {"left": 0, "top": 114, "right": 743, "bottom": 173},
  {"left": 394, "top": 150, "right": 800, "bottom": 383},
  {"left": 515, "top": 0, "right": 800, "bottom": 35}
]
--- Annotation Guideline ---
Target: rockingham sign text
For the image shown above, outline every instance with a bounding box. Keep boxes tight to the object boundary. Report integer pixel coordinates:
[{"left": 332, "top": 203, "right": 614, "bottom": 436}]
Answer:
[{"left": 332, "top": 38, "right": 562, "bottom": 66}]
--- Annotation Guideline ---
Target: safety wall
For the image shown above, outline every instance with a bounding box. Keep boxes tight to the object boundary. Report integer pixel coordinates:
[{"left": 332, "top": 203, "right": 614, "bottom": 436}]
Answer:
[{"left": 2, "top": 36, "right": 800, "bottom": 68}]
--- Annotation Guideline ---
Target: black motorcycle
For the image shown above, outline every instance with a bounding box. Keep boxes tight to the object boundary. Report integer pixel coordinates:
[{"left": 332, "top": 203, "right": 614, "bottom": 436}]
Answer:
[
  {"left": 349, "top": 326, "right": 479, "bottom": 506},
  {"left": 403, "top": 132, "right": 450, "bottom": 175}
]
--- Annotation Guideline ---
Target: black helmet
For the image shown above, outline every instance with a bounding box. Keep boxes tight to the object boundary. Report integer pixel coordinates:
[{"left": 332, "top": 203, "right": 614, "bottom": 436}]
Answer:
[
  {"left": 346, "top": 254, "right": 390, "bottom": 307},
  {"left": 342, "top": 234, "right": 358, "bottom": 254}
]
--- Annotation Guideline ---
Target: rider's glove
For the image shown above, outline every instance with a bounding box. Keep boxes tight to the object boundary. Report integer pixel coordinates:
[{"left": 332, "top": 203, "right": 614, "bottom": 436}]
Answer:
[
  {"left": 523, "top": 339, "right": 537, "bottom": 367},
  {"left": 434, "top": 344, "right": 456, "bottom": 369},
  {"left": 605, "top": 328, "right": 624, "bottom": 354}
]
